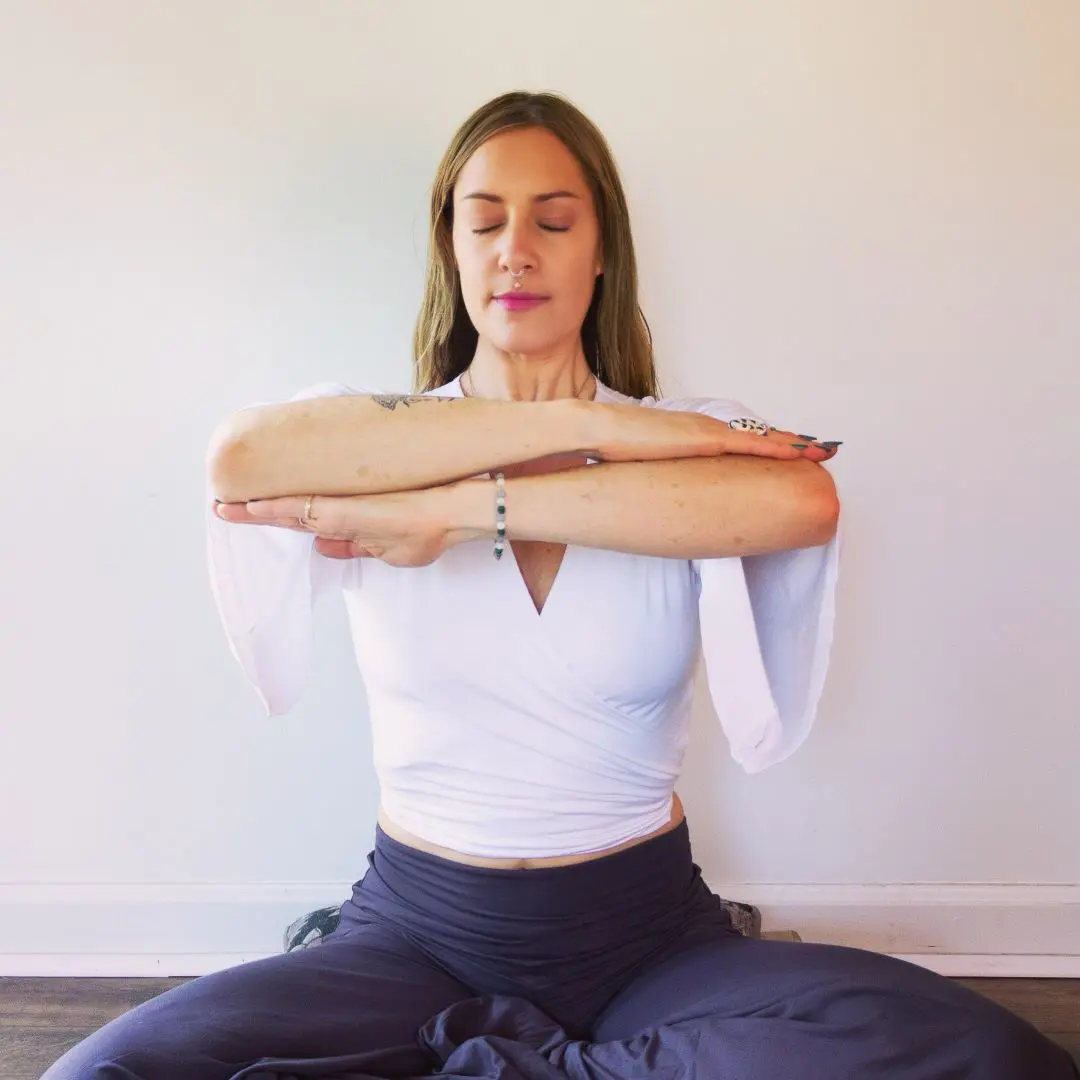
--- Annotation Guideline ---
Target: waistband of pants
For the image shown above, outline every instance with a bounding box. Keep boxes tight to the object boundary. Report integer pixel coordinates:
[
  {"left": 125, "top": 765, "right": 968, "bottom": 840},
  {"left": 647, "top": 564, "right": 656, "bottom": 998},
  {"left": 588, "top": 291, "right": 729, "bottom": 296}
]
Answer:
[{"left": 362, "top": 817, "right": 703, "bottom": 924}]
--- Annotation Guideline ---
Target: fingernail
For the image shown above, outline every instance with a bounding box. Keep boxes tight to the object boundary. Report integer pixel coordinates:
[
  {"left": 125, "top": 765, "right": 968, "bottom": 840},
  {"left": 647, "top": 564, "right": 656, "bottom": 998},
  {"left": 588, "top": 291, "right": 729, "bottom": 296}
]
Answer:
[
  {"left": 818, "top": 441, "right": 844, "bottom": 448},
  {"left": 797, "top": 434, "right": 817, "bottom": 441},
  {"left": 791, "top": 443, "right": 809, "bottom": 449}
]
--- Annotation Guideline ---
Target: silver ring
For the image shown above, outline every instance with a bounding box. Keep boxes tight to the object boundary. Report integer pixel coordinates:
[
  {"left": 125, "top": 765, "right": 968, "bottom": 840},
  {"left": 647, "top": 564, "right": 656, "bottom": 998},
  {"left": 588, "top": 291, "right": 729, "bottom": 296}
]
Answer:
[
  {"left": 728, "top": 417, "right": 769, "bottom": 436},
  {"left": 299, "top": 494, "right": 315, "bottom": 527}
]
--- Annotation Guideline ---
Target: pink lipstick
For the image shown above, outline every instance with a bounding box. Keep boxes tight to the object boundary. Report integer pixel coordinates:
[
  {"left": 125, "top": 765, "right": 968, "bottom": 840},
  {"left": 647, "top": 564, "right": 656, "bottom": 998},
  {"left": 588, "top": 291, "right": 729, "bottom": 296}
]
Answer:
[{"left": 493, "top": 293, "right": 548, "bottom": 312}]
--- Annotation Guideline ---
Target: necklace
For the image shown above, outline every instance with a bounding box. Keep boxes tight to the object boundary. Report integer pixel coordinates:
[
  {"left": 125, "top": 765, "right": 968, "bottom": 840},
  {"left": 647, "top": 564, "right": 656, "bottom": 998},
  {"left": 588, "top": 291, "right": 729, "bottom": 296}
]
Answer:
[{"left": 461, "top": 366, "right": 596, "bottom": 401}]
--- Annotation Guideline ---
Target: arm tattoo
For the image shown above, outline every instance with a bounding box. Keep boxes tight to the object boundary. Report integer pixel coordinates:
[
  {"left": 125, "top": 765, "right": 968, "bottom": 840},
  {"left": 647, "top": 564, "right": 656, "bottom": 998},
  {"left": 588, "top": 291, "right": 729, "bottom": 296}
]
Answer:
[{"left": 371, "top": 394, "right": 454, "bottom": 411}]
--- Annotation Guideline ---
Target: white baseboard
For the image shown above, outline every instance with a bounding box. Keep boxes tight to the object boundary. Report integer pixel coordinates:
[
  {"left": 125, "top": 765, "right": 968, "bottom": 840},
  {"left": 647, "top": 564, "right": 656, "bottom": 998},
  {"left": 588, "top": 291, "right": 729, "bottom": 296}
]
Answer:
[
  {"left": 1, "top": 882, "right": 1078, "bottom": 978},
  {"left": 0, "top": 881, "right": 344, "bottom": 978},
  {"left": 890, "top": 955, "right": 1080, "bottom": 978}
]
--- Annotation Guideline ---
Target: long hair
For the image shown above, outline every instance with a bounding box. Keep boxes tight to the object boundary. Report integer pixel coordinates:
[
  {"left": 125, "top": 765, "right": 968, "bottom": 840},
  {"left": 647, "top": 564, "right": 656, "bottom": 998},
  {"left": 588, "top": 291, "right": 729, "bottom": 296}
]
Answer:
[{"left": 411, "top": 91, "right": 659, "bottom": 399}]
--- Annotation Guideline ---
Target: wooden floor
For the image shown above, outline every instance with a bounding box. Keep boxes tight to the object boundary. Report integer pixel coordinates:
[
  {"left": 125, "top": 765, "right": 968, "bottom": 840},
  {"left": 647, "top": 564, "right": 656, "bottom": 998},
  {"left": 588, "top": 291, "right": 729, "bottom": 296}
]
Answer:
[{"left": 2, "top": 976, "right": 1078, "bottom": 1079}]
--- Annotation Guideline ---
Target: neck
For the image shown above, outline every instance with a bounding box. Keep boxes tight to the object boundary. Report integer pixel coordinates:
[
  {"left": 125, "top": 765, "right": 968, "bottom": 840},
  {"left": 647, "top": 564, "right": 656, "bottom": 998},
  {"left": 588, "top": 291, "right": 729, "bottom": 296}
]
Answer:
[{"left": 463, "top": 340, "right": 596, "bottom": 402}]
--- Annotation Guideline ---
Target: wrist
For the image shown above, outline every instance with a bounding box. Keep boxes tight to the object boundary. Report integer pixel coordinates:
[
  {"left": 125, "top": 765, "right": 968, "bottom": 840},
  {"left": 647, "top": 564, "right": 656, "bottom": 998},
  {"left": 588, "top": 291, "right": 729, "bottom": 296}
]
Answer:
[
  {"left": 438, "top": 478, "right": 495, "bottom": 547},
  {"left": 557, "top": 397, "right": 611, "bottom": 458}
]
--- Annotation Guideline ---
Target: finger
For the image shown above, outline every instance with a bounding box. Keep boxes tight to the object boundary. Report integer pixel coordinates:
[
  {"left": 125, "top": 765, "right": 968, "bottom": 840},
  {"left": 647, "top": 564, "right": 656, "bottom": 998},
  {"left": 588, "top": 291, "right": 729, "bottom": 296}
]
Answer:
[
  {"left": 766, "top": 426, "right": 821, "bottom": 441},
  {"left": 725, "top": 434, "right": 839, "bottom": 462},
  {"left": 314, "top": 537, "right": 370, "bottom": 559},
  {"left": 759, "top": 429, "right": 842, "bottom": 459},
  {"left": 243, "top": 497, "right": 306, "bottom": 520},
  {"left": 213, "top": 502, "right": 264, "bottom": 523},
  {"left": 765, "top": 430, "right": 843, "bottom": 457},
  {"left": 245, "top": 496, "right": 363, "bottom": 536},
  {"left": 214, "top": 502, "right": 310, "bottom": 530},
  {"left": 723, "top": 433, "right": 821, "bottom": 459},
  {"left": 213, "top": 502, "right": 270, "bottom": 524}
]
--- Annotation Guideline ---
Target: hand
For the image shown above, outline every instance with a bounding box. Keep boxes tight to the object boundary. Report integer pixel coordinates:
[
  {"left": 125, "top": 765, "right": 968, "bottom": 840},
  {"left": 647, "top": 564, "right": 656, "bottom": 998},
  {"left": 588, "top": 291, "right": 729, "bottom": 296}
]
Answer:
[
  {"left": 212, "top": 487, "right": 459, "bottom": 566},
  {"left": 590, "top": 403, "right": 841, "bottom": 464}
]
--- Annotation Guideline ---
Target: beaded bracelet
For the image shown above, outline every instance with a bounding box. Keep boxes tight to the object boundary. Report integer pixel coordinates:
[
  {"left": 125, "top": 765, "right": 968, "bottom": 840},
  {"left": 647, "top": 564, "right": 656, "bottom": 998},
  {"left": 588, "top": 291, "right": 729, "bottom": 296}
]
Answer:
[{"left": 493, "top": 471, "right": 506, "bottom": 560}]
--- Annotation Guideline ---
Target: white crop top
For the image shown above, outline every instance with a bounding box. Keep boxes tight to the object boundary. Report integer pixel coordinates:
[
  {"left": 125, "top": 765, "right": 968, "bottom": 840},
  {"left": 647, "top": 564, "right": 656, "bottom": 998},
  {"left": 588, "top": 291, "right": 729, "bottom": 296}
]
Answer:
[{"left": 206, "top": 376, "right": 841, "bottom": 858}]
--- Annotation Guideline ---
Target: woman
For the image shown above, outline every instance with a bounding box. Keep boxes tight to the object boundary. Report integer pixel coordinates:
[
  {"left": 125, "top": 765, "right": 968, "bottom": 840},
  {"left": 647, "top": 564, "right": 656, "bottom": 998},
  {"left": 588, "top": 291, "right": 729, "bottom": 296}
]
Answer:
[{"left": 46, "top": 92, "right": 1075, "bottom": 1080}]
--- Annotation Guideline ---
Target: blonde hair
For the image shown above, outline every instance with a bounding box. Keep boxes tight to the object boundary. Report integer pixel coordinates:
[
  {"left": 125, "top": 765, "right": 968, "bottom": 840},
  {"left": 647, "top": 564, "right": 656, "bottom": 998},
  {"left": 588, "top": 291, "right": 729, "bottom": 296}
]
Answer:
[{"left": 411, "top": 91, "right": 659, "bottom": 399}]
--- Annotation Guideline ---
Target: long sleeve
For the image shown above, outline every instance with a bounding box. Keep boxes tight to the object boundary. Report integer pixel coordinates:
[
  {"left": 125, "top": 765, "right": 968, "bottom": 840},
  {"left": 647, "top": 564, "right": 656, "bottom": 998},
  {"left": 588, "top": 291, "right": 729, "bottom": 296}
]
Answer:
[
  {"left": 205, "top": 381, "right": 363, "bottom": 716},
  {"left": 652, "top": 396, "right": 842, "bottom": 772}
]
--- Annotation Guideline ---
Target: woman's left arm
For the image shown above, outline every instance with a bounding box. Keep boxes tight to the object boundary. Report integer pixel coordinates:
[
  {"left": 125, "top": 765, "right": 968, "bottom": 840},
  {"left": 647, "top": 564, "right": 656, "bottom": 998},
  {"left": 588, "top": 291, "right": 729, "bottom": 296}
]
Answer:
[
  {"left": 447, "top": 455, "right": 839, "bottom": 558},
  {"left": 226, "top": 453, "right": 839, "bottom": 563}
]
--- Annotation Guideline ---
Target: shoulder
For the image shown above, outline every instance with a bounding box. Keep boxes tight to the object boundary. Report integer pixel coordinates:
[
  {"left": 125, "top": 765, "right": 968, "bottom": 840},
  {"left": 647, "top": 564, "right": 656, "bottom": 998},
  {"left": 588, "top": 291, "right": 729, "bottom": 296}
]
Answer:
[
  {"left": 275, "top": 376, "right": 462, "bottom": 404},
  {"left": 288, "top": 375, "right": 463, "bottom": 402},
  {"left": 595, "top": 383, "right": 767, "bottom": 426},
  {"left": 286, "top": 381, "right": 365, "bottom": 401}
]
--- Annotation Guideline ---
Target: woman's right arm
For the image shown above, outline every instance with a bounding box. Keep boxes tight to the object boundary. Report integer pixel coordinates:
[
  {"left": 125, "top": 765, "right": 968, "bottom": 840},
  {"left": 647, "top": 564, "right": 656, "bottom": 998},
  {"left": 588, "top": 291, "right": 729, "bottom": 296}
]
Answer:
[
  {"left": 206, "top": 392, "right": 596, "bottom": 504},
  {"left": 206, "top": 389, "right": 822, "bottom": 505}
]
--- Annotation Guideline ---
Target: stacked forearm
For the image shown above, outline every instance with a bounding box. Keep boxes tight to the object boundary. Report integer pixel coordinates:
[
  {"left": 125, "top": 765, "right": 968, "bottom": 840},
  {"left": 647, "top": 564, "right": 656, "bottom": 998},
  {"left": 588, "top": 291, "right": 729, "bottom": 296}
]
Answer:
[
  {"left": 206, "top": 394, "right": 594, "bottom": 504},
  {"left": 444, "top": 457, "right": 839, "bottom": 558},
  {"left": 206, "top": 392, "right": 839, "bottom": 557}
]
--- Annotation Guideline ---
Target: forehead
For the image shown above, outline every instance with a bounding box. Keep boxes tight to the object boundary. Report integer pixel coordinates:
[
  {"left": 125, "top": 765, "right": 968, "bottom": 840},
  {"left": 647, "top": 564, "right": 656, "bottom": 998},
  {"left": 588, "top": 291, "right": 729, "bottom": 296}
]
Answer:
[{"left": 454, "top": 127, "right": 589, "bottom": 199}]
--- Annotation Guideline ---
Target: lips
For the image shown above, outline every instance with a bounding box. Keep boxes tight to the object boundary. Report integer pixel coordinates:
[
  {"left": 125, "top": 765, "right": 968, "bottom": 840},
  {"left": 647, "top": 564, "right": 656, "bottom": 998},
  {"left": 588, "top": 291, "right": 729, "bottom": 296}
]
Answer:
[{"left": 493, "top": 293, "right": 548, "bottom": 311}]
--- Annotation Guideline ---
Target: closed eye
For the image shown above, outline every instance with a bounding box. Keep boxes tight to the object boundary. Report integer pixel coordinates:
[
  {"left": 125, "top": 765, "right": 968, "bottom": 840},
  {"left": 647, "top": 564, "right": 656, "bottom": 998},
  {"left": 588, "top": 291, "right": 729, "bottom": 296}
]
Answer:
[{"left": 471, "top": 224, "right": 571, "bottom": 235}]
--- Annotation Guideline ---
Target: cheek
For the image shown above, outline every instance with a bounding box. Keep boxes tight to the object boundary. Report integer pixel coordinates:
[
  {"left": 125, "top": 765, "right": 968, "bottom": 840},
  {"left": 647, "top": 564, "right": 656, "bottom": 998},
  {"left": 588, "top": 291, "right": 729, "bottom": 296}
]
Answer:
[
  {"left": 557, "top": 251, "right": 601, "bottom": 313},
  {"left": 559, "top": 227, "right": 601, "bottom": 288},
  {"left": 452, "top": 235, "right": 488, "bottom": 299}
]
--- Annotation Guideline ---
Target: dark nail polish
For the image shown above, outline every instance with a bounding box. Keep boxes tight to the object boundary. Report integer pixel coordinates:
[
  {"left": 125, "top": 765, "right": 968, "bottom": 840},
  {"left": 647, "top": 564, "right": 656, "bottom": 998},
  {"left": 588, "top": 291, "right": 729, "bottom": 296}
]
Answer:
[
  {"left": 819, "top": 441, "right": 844, "bottom": 448},
  {"left": 791, "top": 443, "right": 809, "bottom": 449},
  {"left": 797, "top": 434, "right": 817, "bottom": 441}
]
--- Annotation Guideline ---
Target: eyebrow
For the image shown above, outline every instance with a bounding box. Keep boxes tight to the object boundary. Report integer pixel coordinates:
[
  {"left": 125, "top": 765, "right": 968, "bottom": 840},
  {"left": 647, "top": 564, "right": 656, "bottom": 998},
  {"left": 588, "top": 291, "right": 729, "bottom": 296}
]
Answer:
[{"left": 461, "top": 190, "right": 581, "bottom": 204}]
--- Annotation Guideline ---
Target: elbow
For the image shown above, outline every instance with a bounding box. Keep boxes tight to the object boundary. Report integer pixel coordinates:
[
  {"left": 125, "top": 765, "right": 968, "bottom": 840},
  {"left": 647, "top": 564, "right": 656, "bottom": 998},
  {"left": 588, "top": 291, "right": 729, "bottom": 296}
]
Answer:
[
  {"left": 808, "top": 488, "right": 840, "bottom": 546},
  {"left": 773, "top": 459, "right": 838, "bottom": 549},
  {"left": 205, "top": 413, "right": 260, "bottom": 504},
  {"left": 802, "top": 467, "right": 840, "bottom": 547}
]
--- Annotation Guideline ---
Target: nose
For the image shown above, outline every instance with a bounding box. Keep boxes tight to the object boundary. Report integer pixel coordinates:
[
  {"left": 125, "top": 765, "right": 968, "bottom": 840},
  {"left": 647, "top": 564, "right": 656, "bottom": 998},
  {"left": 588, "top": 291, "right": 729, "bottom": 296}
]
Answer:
[{"left": 496, "top": 213, "right": 538, "bottom": 276}]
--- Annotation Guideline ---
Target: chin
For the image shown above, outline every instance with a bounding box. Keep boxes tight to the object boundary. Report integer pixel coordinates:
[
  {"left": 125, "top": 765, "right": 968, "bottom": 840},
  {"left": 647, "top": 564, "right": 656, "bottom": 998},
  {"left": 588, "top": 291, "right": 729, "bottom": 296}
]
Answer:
[{"left": 486, "top": 328, "right": 564, "bottom": 358}]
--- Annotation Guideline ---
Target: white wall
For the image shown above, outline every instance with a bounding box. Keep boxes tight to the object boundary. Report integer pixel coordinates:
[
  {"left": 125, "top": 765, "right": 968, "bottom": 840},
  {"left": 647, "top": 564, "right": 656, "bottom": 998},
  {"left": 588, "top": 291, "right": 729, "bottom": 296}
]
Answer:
[{"left": 1, "top": 0, "right": 1077, "bottom": 977}]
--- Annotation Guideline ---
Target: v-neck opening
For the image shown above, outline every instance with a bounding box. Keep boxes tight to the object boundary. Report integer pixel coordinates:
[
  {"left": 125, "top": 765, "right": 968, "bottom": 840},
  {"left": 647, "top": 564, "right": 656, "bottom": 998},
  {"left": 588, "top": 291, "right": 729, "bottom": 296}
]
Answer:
[
  {"left": 504, "top": 536, "right": 571, "bottom": 620},
  {"left": 436, "top": 371, "right": 619, "bottom": 619}
]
